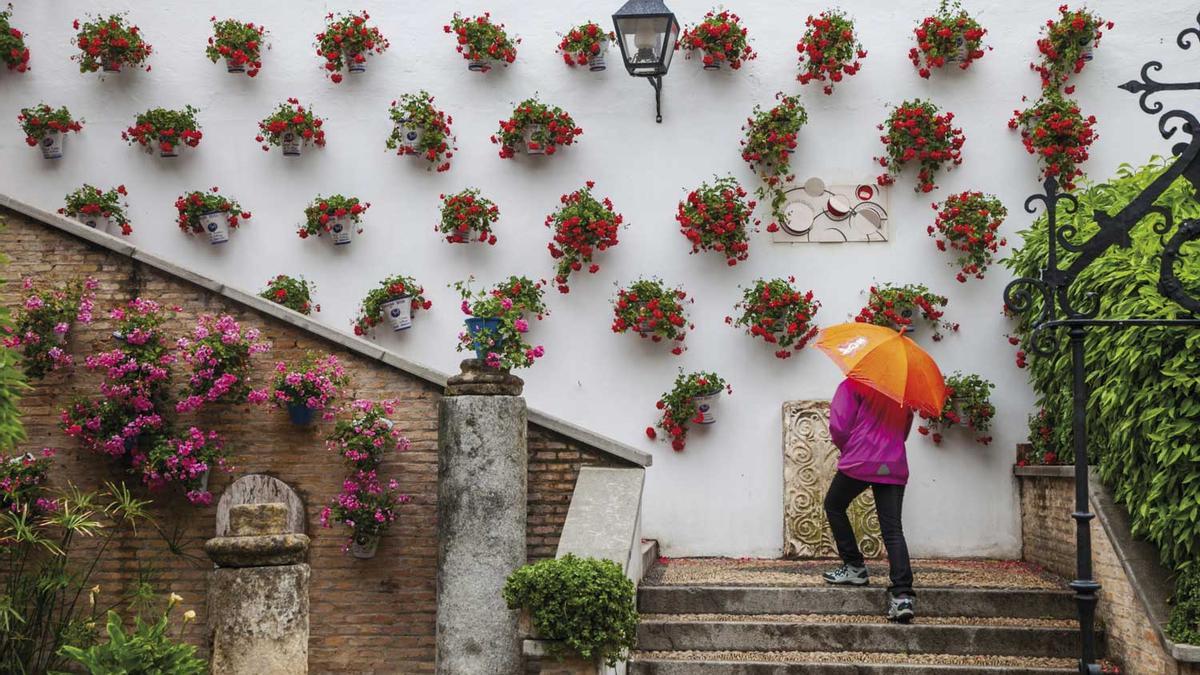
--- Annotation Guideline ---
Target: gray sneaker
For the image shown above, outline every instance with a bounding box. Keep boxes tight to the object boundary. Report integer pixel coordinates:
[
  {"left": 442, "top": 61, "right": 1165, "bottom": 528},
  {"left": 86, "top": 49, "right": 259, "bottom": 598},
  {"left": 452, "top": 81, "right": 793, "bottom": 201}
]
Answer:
[
  {"left": 888, "top": 594, "right": 915, "bottom": 623},
  {"left": 822, "top": 563, "right": 869, "bottom": 586}
]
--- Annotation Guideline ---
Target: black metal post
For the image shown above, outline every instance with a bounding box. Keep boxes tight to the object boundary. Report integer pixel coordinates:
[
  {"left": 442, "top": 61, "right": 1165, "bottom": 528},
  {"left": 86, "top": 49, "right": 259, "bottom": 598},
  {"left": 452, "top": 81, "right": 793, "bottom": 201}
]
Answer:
[
  {"left": 1067, "top": 326, "right": 1102, "bottom": 675},
  {"left": 648, "top": 74, "right": 663, "bottom": 123}
]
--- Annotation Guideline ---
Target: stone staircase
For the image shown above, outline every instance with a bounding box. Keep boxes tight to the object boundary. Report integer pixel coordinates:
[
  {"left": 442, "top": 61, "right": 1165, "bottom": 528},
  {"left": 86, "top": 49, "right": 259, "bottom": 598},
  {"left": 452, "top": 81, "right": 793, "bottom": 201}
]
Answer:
[{"left": 629, "top": 557, "right": 1105, "bottom": 674}]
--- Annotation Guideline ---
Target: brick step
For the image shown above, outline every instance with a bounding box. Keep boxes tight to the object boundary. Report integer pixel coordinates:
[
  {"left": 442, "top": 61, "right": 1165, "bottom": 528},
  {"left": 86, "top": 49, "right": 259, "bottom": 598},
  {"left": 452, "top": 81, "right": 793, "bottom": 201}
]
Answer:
[
  {"left": 629, "top": 651, "right": 1080, "bottom": 674},
  {"left": 639, "top": 585, "right": 1077, "bottom": 619}
]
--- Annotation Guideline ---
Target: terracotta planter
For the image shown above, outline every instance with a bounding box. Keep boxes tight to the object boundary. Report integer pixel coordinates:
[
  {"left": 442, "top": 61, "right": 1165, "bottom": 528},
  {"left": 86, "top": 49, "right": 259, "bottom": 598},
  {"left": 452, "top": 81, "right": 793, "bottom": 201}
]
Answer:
[
  {"left": 199, "top": 211, "right": 230, "bottom": 245},
  {"left": 523, "top": 125, "right": 547, "bottom": 155},
  {"left": 281, "top": 132, "right": 303, "bottom": 157},
  {"left": 40, "top": 131, "right": 65, "bottom": 159},
  {"left": 330, "top": 219, "right": 355, "bottom": 246},
  {"left": 692, "top": 390, "right": 721, "bottom": 425},
  {"left": 349, "top": 533, "right": 379, "bottom": 559},
  {"left": 380, "top": 296, "right": 413, "bottom": 332}
]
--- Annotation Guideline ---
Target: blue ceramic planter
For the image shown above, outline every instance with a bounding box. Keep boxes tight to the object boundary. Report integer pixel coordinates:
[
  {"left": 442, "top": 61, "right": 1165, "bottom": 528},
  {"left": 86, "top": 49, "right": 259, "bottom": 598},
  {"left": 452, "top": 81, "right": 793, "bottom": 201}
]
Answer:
[
  {"left": 287, "top": 403, "right": 317, "bottom": 426},
  {"left": 464, "top": 317, "right": 504, "bottom": 360}
]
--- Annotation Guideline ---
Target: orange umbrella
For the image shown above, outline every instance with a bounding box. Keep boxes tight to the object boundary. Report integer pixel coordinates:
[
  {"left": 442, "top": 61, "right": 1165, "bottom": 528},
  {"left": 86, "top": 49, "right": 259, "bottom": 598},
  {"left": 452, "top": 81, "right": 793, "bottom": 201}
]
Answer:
[{"left": 815, "top": 322, "right": 947, "bottom": 417}]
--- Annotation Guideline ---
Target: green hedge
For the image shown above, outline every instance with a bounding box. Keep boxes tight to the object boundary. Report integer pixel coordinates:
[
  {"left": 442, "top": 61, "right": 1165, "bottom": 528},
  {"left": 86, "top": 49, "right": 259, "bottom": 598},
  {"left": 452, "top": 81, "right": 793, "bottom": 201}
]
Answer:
[{"left": 1004, "top": 159, "right": 1200, "bottom": 641}]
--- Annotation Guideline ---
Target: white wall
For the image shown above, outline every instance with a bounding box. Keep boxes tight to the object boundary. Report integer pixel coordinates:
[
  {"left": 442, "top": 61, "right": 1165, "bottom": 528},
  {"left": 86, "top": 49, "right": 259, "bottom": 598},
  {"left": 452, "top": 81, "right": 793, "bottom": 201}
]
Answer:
[{"left": 1, "top": 0, "right": 1190, "bottom": 558}]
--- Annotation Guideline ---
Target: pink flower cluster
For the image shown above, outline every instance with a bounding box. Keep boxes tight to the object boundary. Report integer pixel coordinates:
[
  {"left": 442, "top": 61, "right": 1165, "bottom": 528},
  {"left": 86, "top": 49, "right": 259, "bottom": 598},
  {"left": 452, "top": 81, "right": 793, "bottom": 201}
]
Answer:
[
  {"left": 267, "top": 353, "right": 348, "bottom": 421},
  {"left": 319, "top": 469, "right": 410, "bottom": 549},
  {"left": 175, "top": 315, "right": 272, "bottom": 413},
  {"left": 0, "top": 449, "right": 58, "bottom": 515},
  {"left": 143, "top": 426, "right": 229, "bottom": 505},
  {"left": 3, "top": 277, "right": 98, "bottom": 379}
]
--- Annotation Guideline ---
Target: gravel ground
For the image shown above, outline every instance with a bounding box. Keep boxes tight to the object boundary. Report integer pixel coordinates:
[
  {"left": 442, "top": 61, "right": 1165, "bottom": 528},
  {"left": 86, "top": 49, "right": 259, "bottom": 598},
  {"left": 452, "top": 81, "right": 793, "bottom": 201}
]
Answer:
[
  {"left": 632, "top": 650, "right": 1079, "bottom": 668},
  {"left": 639, "top": 613, "right": 1079, "bottom": 628}
]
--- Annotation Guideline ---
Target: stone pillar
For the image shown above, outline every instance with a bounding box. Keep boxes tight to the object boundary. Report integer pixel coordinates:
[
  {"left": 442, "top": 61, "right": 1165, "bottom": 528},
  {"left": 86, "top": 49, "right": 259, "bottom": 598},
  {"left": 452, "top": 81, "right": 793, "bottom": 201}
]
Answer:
[
  {"left": 205, "top": 502, "right": 310, "bottom": 675},
  {"left": 437, "top": 359, "right": 528, "bottom": 675}
]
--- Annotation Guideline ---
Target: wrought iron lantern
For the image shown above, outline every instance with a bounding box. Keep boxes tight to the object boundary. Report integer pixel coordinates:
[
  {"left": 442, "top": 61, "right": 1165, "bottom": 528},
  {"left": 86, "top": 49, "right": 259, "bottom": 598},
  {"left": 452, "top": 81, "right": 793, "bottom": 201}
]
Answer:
[{"left": 612, "top": 0, "right": 680, "bottom": 123}]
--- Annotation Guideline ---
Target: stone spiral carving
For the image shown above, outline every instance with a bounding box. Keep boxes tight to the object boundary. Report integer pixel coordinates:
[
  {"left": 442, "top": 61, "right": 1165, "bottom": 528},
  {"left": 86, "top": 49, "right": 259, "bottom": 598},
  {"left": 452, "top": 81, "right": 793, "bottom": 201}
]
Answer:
[{"left": 783, "top": 400, "right": 884, "bottom": 559}]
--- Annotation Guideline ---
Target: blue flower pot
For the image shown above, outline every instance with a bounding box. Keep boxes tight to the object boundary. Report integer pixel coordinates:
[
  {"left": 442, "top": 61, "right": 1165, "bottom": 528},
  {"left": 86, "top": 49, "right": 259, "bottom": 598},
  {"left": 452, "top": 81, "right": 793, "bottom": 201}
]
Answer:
[
  {"left": 287, "top": 403, "right": 317, "bottom": 426},
  {"left": 464, "top": 317, "right": 504, "bottom": 361}
]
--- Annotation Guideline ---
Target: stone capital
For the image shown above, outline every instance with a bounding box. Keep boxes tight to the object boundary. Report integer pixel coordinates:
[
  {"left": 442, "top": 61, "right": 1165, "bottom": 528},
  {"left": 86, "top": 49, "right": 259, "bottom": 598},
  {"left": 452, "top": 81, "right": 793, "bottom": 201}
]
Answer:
[{"left": 444, "top": 358, "right": 524, "bottom": 397}]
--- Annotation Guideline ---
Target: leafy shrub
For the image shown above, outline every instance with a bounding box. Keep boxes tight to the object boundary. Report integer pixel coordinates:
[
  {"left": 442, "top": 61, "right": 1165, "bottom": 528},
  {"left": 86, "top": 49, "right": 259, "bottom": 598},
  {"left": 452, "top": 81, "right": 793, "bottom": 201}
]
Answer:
[
  {"left": 503, "top": 554, "right": 638, "bottom": 666},
  {"left": 59, "top": 600, "right": 206, "bottom": 675},
  {"left": 1167, "top": 564, "right": 1200, "bottom": 645}
]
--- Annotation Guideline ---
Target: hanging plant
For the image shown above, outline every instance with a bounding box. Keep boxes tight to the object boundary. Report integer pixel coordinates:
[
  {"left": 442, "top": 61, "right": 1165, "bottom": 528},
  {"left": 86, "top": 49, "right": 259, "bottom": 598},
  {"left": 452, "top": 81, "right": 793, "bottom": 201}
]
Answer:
[
  {"left": 856, "top": 283, "right": 958, "bottom": 341},
  {"left": 122, "top": 106, "right": 203, "bottom": 157},
  {"left": 257, "top": 98, "right": 326, "bottom": 156},
  {"left": 493, "top": 97, "right": 583, "bottom": 159},
  {"left": 910, "top": 0, "right": 987, "bottom": 78},
  {"left": 796, "top": 10, "right": 865, "bottom": 95},
  {"left": 18, "top": 103, "right": 84, "bottom": 160},
  {"left": 61, "top": 398, "right": 165, "bottom": 461},
  {"left": 299, "top": 194, "right": 369, "bottom": 244},
  {"left": 59, "top": 184, "right": 132, "bottom": 236},
  {"left": 1008, "top": 93, "right": 1097, "bottom": 192},
  {"left": 0, "top": 449, "right": 54, "bottom": 513},
  {"left": 1032, "top": 5, "right": 1112, "bottom": 90},
  {"left": 175, "top": 315, "right": 271, "bottom": 414},
  {"left": 678, "top": 9, "right": 756, "bottom": 71},
  {"left": 445, "top": 12, "right": 519, "bottom": 72},
  {"left": 260, "top": 274, "right": 318, "bottom": 315},
  {"left": 352, "top": 275, "right": 432, "bottom": 336},
  {"left": 321, "top": 469, "right": 410, "bottom": 557},
  {"left": 727, "top": 277, "right": 820, "bottom": 359},
  {"left": 454, "top": 276, "right": 549, "bottom": 370},
  {"left": 875, "top": 99, "right": 965, "bottom": 193},
  {"left": 677, "top": 176, "right": 757, "bottom": 266},
  {"left": 648, "top": 370, "right": 731, "bottom": 452},
  {"left": 327, "top": 400, "right": 410, "bottom": 472},
  {"left": 918, "top": 371, "right": 995, "bottom": 445},
  {"left": 438, "top": 188, "right": 499, "bottom": 245},
  {"left": 206, "top": 17, "right": 267, "bottom": 76},
  {"left": 546, "top": 181, "right": 624, "bottom": 294},
  {"left": 144, "top": 427, "right": 230, "bottom": 505},
  {"left": 1, "top": 7, "right": 29, "bottom": 72},
  {"left": 611, "top": 278, "right": 693, "bottom": 355},
  {"left": 387, "top": 91, "right": 455, "bottom": 172},
  {"left": 265, "top": 352, "right": 350, "bottom": 425},
  {"left": 741, "top": 94, "right": 806, "bottom": 230},
  {"left": 3, "top": 277, "right": 98, "bottom": 379},
  {"left": 71, "top": 13, "right": 152, "bottom": 73},
  {"left": 316, "top": 10, "right": 388, "bottom": 83},
  {"left": 557, "top": 20, "right": 614, "bottom": 70},
  {"left": 174, "top": 187, "right": 251, "bottom": 246},
  {"left": 928, "top": 191, "right": 1008, "bottom": 282},
  {"left": 1018, "top": 408, "right": 1063, "bottom": 466}
]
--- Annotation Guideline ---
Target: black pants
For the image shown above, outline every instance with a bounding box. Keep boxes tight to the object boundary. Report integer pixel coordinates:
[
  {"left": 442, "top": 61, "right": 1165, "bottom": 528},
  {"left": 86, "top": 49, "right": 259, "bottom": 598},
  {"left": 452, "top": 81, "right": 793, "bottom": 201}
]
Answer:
[{"left": 823, "top": 471, "right": 914, "bottom": 597}]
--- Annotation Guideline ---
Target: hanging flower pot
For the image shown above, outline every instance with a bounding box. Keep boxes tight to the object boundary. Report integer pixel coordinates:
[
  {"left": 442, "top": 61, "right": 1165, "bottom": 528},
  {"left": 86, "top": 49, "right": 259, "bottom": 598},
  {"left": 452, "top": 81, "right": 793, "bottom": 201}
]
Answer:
[
  {"left": 61, "top": 184, "right": 133, "bottom": 236},
  {"left": 207, "top": 18, "right": 268, "bottom": 77},
  {"left": 679, "top": 10, "right": 757, "bottom": 72},
  {"left": 81, "top": 215, "right": 110, "bottom": 232},
  {"left": 464, "top": 317, "right": 504, "bottom": 360},
  {"left": 557, "top": 21, "right": 614, "bottom": 71},
  {"left": 158, "top": 135, "right": 179, "bottom": 158},
  {"left": 691, "top": 389, "right": 721, "bottom": 424},
  {"left": 379, "top": 296, "right": 413, "bottom": 331},
  {"left": 330, "top": 219, "right": 354, "bottom": 246},
  {"left": 493, "top": 97, "right": 582, "bottom": 159},
  {"left": 523, "top": 125, "right": 546, "bottom": 155},
  {"left": 40, "top": 131, "right": 65, "bottom": 159},
  {"left": 447, "top": 12, "right": 518, "bottom": 72},
  {"left": 123, "top": 106, "right": 203, "bottom": 158},
  {"left": 347, "top": 52, "right": 367, "bottom": 73},
  {"left": 588, "top": 51, "right": 606, "bottom": 71},
  {"left": 651, "top": 370, "right": 731, "bottom": 452},
  {"left": 20, "top": 104, "right": 85, "bottom": 160},
  {"left": 300, "top": 194, "right": 367, "bottom": 243},
  {"left": 350, "top": 533, "right": 380, "bottom": 559},
  {"left": 393, "top": 119, "right": 422, "bottom": 154},
  {"left": 102, "top": 59, "right": 121, "bottom": 72},
  {"left": 353, "top": 275, "right": 430, "bottom": 337},
  {"left": 317, "top": 11, "right": 389, "bottom": 83},
  {"left": 287, "top": 403, "right": 316, "bottom": 426},
  {"left": 72, "top": 13, "right": 153, "bottom": 75},
  {"left": 282, "top": 132, "right": 302, "bottom": 157},
  {"left": 258, "top": 99, "right": 326, "bottom": 156},
  {"left": 225, "top": 57, "right": 245, "bottom": 73},
  {"left": 175, "top": 187, "right": 250, "bottom": 245},
  {"left": 199, "top": 211, "right": 230, "bottom": 245}
]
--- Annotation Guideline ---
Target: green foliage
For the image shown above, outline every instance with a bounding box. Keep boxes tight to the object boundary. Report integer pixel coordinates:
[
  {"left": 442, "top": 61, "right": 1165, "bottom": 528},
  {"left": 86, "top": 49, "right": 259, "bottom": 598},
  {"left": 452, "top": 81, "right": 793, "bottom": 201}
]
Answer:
[
  {"left": 59, "top": 603, "right": 206, "bottom": 675},
  {"left": 1167, "top": 564, "right": 1200, "bottom": 645},
  {"left": 0, "top": 244, "right": 27, "bottom": 451},
  {"left": 917, "top": 371, "right": 996, "bottom": 445},
  {"left": 503, "top": 555, "right": 638, "bottom": 666},
  {"left": 259, "top": 274, "right": 317, "bottom": 315}
]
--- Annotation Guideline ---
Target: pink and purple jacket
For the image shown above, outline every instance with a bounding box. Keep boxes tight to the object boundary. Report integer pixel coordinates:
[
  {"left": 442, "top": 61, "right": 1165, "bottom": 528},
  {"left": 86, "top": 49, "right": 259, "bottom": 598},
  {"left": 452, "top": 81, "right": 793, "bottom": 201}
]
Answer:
[{"left": 829, "top": 379, "right": 914, "bottom": 485}]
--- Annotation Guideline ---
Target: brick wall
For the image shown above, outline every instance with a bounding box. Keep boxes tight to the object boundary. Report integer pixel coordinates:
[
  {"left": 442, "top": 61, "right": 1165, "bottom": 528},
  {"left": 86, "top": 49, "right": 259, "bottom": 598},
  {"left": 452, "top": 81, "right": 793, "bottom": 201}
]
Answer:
[{"left": 0, "top": 208, "right": 636, "bottom": 674}]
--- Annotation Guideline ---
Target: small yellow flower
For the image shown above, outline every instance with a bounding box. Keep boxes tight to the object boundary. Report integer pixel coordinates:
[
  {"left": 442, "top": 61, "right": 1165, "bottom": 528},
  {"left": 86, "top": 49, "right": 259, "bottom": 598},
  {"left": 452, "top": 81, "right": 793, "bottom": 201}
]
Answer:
[
  {"left": 168, "top": 592, "right": 183, "bottom": 608},
  {"left": 183, "top": 610, "right": 196, "bottom": 622}
]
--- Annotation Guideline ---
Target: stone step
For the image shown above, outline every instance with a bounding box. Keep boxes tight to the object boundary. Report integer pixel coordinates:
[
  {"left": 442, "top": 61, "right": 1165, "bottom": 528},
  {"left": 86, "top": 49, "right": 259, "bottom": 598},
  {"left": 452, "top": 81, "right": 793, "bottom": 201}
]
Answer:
[
  {"left": 641, "top": 539, "right": 660, "bottom": 579},
  {"left": 639, "top": 585, "right": 1077, "bottom": 619},
  {"left": 629, "top": 651, "right": 1080, "bottom": 674},
  {"left": 636, "top": 615, "right": 1102, "bottom": 659}
]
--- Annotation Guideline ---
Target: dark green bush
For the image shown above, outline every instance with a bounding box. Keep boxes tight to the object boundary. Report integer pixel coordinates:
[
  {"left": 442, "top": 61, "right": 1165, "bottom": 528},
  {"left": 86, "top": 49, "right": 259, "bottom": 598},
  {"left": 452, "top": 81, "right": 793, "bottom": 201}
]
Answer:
[
  {"left": 1168, "top": 564, "right": 1200, "bottom": 644},
  {"left": 503, "top": 554, "right": 638, "bottom": 666}
]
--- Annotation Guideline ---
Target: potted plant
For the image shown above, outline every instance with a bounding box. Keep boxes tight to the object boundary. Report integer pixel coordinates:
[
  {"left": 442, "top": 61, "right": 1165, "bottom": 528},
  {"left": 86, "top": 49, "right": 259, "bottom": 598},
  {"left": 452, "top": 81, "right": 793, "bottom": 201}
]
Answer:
[
  {"left": 387, "top": 91, "right": 456, "bottom": 172},
  {"left": 856, "top": 283, "right": 958, "bottom": 341},
  {"left": 260, "top": 274, "right": 319, "bottom": 315},
  {"left": 174, "top": 187, "right": 251, "bottom": 245},
  {"left": 909, "top": 0, "right": 988, "bottom": 78},
  {"left": 445, "top": 12, "right": 519, "bottom": 72},
  {"left": 206, "top": 17, "right": 267, "bottom": 76},
  {"left": 1, "top": 6, "right": 29, "bottom": 73},
  {"left": 257, "top": 98, "right": 326, "bottom": 156},
  {"left": 327, "top": 399, "right": 410, "bottom": 472},
  {"left": 438, "top": 188, "right": 499, "bottom": 245},
  {"left": 267, "top": 352, "right": 349, "bottom": 426},
  {"left": 143, "top": 427, "right": 230, "bottom": 505},
  {"left": 1008, "top": 93, "right": 1097, "bottom": 192},
  {"left": 917, "top": 371, "right": 995, "bottom": 445},
  {"left": 1017, "top": 408, "right": 1064, "bottom": 466},
  {"left": 677, "top": 176, "right": 757, "bottom": 266},
  {"left": 19, "top": 103, "right": 83, "bottom": 159},
  {"left": 1032, "top": 5, "right": 1113, "bottom": 90},
  {"left": 557, "top": 21, "right": 614, "bottom": 71},
  {"left": 3, "top": 277, "right": 98, "bottom": 379},
  {"left": 0, "top": 449, "right": 54, "bottom": 512},
  {"left": 928, "top": 191, "right": 1008, "bottom": 282},
  {"left": 742, "top": 94, "right": 806, "bottom": 233},
  {"left": 503, "top": 555, "right": 639, "bottom": 667},
  {"left": 453, "top": 276, "right": 549, "bottom": 370},
  {"left": 678, "top": 9, "right": 756, "bottom": 71},
  {"left": 59, "top": 184, "right": 132, "bottom": 236},
  {"left": 611, "top": 278, "right": 692, "bottom": 355},
  {"left": 320, "top": 469, "right": 410, "bottom": 558},
  {"left": 316, "top": 10, "right": 389, "bottom": 83},
  {"left": 546, "top": 181, "right": 624, "bottom": 294},
  {"left": 796, "top": 10, "right": 866, "bottom": 95},
  {"left": 727, "top": 277, "right": 820, "bottom": 359},
  {"left": 352, "top": 275, "right": 432, "bottom": 336},
  {"left": 300, "top": 194, "right": 369, "bottom": 245},
  {"left": 648, "top": 370, "right": 731, "bottom": 451},
  {"left": 492, "top": 96, "right": 583, "bottom": 158},
  {"left": 71, "top": 13, "right": 152, "bottom": 73},
  {"left": 875, "top": 99, "right": 965, "bottom": 193},
  {"left": 61, "top": 398, "right": 164, "bottom": 460},
  {"left": 123, "top": 106, "right": 202, "bottom": 158},
  {"left": 175, "top": 314, "right": 272, "bottom": 414}
]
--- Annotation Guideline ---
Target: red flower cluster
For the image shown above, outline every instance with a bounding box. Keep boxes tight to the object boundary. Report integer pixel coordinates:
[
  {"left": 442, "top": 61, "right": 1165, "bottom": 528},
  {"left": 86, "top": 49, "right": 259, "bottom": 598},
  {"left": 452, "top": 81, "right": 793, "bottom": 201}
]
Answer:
[
  {"left": 727, "top": 277, "right": 821, "bottom": 359},
  {"left": 492, "top": 97, "right": 582, "bottom": 159},
  {"left": 557, "top": 21, "right": 613, "bottom": 66},
  {"left": 316, "top": 10, "right": 388, "bottom": 83},
  {"left": 174, "top": 187, "right": 251, "bottom": 235},
  {"left": 796, "top": 10, "right": 866, "bottom": 95},
  {"left": 438, "top": 189, "right": 499, "bottom": 245},
  {"left": 676, "top": 176, "right": 757, "bottom": 266},
  {"left": 856, "top": 283, "right": 958, "bottom": 341},
  {"left": 678, "top": 9, "right": 756, "bottom": 70},
  {"left": 1032, "top": 5, "right": 1112, "bottom": 89},
  {"left": 123, "top": 106, "right": 203, "bottom": 155},
  {"left": 444, "top": 12, "right": 519, "bottom": 70},
  {"left": 909, "top": 1, "right": 987, "bottom": 78},
  {"left": 546, "top": 181, "right": 623, "bottom": 293},
  {"left": 612, "top": 279, "right": 692, "bottom": 355},
  {"left": 299, "top": 195, "right": 368, "bottom": 239},
  {"left": 257, "top": 98, "right": 326, "bottom": 152},
  {"left": 928, "top": 191, "right": 1008, "bottom": 283},
  {"left": 1, "top": 8, "right": 29, "bottom": 72},
  {"left": 18, "top": 104, "right": 83, "bottom": 146},
  {"left": 71, "top": 13, "right": 152, "bottom": 73},
  {"left": 917, "top": 372, "right": 995, "bottom": 445},
  {"left": 652, "top": 371, "right": 730, "bottom": 452},
  {"left": 206, "top": 17, "right": 266, "bottom": 77},
  {"left": 1009, "top": 93, "right": 1097, "bottom": 191},
  {"left": 875, "top": 99, "right": 964, "bottom": 193},
  {"left": 387, "top": 91, "right": 455, "bottom": 172},
  {"left": 59, "top": 184, "right": 132, "bottom": 236}
]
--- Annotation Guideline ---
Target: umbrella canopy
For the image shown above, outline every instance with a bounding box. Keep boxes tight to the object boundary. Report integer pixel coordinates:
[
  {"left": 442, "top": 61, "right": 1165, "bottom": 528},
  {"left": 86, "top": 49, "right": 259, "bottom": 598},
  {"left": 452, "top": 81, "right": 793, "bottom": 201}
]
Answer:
[{"left": 815, "top": 322, "right": 947, "bottom": 417}]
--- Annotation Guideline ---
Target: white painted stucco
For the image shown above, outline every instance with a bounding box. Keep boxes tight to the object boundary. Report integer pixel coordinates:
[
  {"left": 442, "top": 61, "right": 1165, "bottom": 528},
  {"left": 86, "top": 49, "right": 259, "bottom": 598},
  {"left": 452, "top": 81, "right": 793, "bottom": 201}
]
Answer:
[{"left": 0, "top": 0, "right": 1191, "bottom": 558}]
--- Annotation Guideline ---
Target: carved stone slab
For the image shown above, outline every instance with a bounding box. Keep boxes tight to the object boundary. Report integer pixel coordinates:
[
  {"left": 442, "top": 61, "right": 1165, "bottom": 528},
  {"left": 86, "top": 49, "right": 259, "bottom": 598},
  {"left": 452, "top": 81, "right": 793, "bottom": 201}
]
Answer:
[
  {"left": 783, "top": 400, "right": 883, "bottom": 559},
  {"left": 216, "top": 475, "right": 306, "bottom": 537}
]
